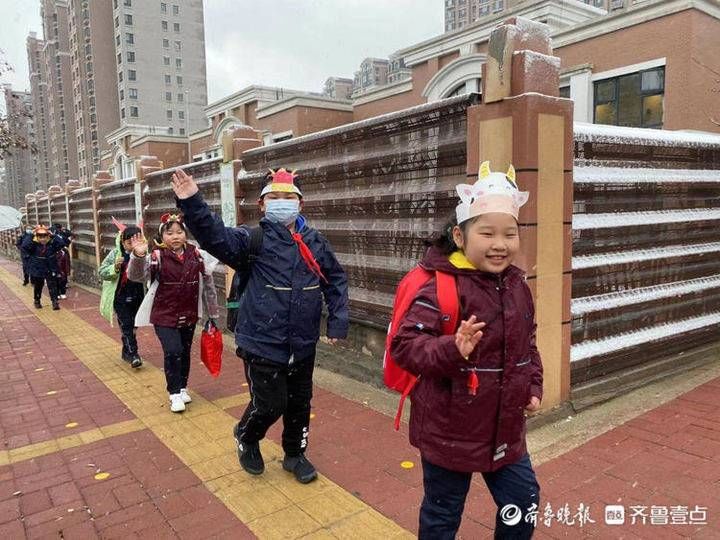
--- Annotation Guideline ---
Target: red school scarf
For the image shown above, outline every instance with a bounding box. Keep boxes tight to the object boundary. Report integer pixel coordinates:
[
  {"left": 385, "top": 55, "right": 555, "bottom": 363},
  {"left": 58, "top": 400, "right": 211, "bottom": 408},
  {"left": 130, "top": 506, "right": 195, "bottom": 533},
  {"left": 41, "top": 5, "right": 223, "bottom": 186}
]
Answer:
[{"left": 291, "top": 233, "right": 327, "bottom": 283}]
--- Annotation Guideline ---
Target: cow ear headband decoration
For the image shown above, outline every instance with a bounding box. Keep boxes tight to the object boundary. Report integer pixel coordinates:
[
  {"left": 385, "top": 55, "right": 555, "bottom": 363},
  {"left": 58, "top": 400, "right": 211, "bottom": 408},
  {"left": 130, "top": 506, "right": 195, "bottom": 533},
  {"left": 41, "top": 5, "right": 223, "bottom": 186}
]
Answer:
[
  {"left": 260, "top": 168, "right": 303, "bottom": 197},
  {"left": 111, "top": 216, "right": 145, "bottom": 234},
  {"left": 455, "top": 161, "right": 529, "bottom": 224}
]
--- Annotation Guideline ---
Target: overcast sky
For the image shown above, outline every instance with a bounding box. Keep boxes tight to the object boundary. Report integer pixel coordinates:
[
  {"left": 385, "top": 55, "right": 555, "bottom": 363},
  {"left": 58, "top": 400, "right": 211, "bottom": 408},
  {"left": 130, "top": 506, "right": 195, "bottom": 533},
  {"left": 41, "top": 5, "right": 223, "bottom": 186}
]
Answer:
[{"left": 0, "top": 0, "right": 443, "bottom": 104}]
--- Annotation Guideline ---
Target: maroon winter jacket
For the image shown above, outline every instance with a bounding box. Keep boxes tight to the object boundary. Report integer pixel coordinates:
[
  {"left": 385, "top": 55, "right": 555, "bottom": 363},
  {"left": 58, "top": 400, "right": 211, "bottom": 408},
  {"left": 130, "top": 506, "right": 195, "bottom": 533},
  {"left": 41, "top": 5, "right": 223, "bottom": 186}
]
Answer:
[
  {"left": 150, "top": 247, "right": 203, "bottom": 327},
  {"left": 390, "top": 246, "right": 543, "bottom": 473}
]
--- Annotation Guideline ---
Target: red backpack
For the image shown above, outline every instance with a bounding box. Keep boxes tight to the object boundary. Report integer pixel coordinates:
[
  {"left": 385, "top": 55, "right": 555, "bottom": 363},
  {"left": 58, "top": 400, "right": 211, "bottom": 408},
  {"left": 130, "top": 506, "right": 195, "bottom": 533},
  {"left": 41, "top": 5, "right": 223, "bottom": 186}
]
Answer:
[{"left": 383, "top": 267, "right": 460, "bottom": 430}]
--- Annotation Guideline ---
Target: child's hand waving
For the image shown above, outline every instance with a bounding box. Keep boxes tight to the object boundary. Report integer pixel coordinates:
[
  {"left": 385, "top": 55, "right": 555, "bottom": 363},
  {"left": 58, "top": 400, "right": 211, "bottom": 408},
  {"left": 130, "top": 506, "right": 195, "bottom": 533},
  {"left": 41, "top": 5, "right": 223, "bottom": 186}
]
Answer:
[
  {"left": 455, "top": 315, "right": 486, "bottom": 359},
  {"left": 130, "top": 233, "right": 148, "bottom": 257},
  {"left": 171, "top": 169, "right": 199, "bottom": 199}
]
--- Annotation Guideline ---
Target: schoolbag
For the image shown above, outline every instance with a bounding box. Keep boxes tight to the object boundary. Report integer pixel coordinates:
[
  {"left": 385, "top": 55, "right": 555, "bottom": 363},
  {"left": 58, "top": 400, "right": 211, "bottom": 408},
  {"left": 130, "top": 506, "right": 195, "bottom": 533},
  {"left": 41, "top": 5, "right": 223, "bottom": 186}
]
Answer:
[
  {"left": 383, "top": 267, "right": 459, "bottom": 430},
  {"left": 225, "top": 226, "right": 264, "bottom": 332}
]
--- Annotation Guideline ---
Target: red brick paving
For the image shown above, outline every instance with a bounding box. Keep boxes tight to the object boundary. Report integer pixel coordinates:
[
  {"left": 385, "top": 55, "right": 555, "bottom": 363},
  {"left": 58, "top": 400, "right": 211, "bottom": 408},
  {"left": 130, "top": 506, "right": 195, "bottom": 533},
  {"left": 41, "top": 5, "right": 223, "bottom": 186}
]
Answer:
[{"left": 2, "top": 256, "right": 720, "bottom": 538}]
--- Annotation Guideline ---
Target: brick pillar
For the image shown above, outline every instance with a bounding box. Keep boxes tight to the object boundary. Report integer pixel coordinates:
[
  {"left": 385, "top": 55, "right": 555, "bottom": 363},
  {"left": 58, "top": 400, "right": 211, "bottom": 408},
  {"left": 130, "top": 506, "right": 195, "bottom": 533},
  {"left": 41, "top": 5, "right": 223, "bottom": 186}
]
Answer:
[
  {"left": 65, "top": 180, "right": 82, "bottom": 261},
  {"left": 220, "top": 126, "right": 263, "bottom": 296},
  {"left": 467, "top": 17, "right": 573, "bottom": 409},
  {"left": 91, "top": 172, "right": 113, "bottom": 268},
  {"left": 135, "top": 156, "right": 164, "bottom": 232}
]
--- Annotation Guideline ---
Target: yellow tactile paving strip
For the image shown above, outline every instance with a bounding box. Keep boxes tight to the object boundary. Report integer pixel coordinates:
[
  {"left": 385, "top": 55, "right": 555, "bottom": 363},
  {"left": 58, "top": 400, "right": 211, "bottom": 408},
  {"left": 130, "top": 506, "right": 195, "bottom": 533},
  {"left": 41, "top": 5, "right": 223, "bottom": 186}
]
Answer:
[
  {"left": 0, "top": 419, "right": 145, "bottom": 467},
  {"left": 0, "top": 267, "right": 411, "bottom": 539}
]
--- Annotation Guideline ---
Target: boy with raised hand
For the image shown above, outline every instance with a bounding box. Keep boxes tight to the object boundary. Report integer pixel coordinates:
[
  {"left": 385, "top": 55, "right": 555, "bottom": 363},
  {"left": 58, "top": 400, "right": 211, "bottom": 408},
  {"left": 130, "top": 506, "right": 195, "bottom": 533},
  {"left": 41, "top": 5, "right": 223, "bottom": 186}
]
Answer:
[{"left": 171, "top": 167, "right": 349, "bottom": 484}]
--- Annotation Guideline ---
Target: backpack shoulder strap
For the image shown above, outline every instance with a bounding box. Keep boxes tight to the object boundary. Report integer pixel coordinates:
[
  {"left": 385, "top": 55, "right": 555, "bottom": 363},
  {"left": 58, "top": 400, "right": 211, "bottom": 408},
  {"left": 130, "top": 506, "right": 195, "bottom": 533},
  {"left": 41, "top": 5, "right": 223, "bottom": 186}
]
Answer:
[
  {"left": 435, "top": 271, "right": 459, "bottom": 335},
  {"left": 248, "top": 226, "right": 263, "bottom": 262}
]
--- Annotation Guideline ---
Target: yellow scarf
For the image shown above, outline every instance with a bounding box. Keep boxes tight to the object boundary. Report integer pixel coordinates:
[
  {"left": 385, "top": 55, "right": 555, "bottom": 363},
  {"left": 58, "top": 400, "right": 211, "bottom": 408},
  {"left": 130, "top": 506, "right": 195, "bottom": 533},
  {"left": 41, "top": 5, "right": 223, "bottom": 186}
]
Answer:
[{"left": 448, "top": 250, "right": 477, "bottom": 270}]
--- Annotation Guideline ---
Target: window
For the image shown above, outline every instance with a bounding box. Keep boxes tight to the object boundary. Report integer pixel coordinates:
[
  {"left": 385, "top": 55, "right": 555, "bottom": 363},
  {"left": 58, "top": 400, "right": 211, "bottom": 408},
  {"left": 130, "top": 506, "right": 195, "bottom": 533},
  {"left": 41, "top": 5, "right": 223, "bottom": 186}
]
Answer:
[
  {"left": 130, "top": 106, "right": 138, "bottom": 117},
  {"left": 116, "top": 34, "right": 120, "bottom": 46},
  {"left": 559, "top": 86, "right": 570, "bottom": 99},
  {"left": 127, "top": 51, "right": 135, "bottom": 62},
  {"left": 168, "top": 127, "right": 174, "bottom": 134},
  {"left": 124, "top": 14, "right": 132, "bottom": 25},
  {"left": 165, "top": 74, "right": 172, "bottom": 84},
  {"left": 174, "top": 40, "right": 181, "bottom": 52},
  {"left": 117, "top": 52, "right": 122, "bottom": 65},
  {"left": 179, "top": 128, "right": 185, "bottom": 135},
  {"left": 126, "top": 33, "right": 134, "bottom": 44},
  {"left": 176, "top": 75, "right": 183, "bottom": 85},
  {"left": 114, "top": 16, "right": 119, "bottom": 27},
  {"left": 161, "top": 2, "right": 167, "bottom": 13},
  {"left": 121, "top": 107, "right": 125, "bottom": 118},
  {"left": 173, "top": 4, "right": 179, "bottom": 15},
  {"left": 124, "top": 0, "right": 131, "bottom": 6},
  {"left": 163, "top": 56, "right": 170, "bottom": 65},
  {"left": 178, "top": 110, "right": 184, "bottom": 120},
  {"left": 594, "top": 66, "right": 664, "bottom": 128},
  {"left": 167, "top": 109, "right": 173, "bottom": 119},
  {"left": 118, "top": 71, "right": 123, "bottom": 82},
  {"left": 173, "top": 22, "right": 180, "bottom": 32},
  {"left": 493, "top": 0, "right": 504, "bottom": 11},
  {"left": 165, "top": 91, "right": 172, "bottom": 101},
  {"left": 129, "top": 88, "right": 137, "bottom": 99},
  {"left": 163, "top": 38, "right": 169, "bottom": 48},
  {"left": 128, "top": 69, "right": 136, "bottom": 80},
  {"left": 177, "top": 92, "right": 184, "bottom": 102},
  {"left": 114, "top": 0, "right": 118, "bottom": 8},
  {"left": 162, "top": 20, "right": 168, "bottom": 31},
  {"left": 119, "top": 89, "right": 124, "bottom": 100},
  {"left": 175, "top": 58, "right": 182, "bottom": 69}
]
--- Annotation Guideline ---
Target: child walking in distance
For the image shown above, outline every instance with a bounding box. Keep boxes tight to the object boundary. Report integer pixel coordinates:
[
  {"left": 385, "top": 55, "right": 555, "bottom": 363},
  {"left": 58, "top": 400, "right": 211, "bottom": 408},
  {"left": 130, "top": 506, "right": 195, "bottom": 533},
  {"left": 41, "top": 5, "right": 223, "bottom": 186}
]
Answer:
[
  {"left": 21, "top": 225, "right": 67, "bottom": 310},
  {"left": 171, "top": 167, "right": 349, "bottom": 484},
  {"left": 127, "top": 214, "right": 220, "bottom": 412},
  {"left": 391, "top": 162, "right": 543, "bottom": 539},
  {"left": 16, "top": 226, "right": 33, "bottom": 285},
  {"left": 99, "top": 225, "right": 145, "bottom": 368}
]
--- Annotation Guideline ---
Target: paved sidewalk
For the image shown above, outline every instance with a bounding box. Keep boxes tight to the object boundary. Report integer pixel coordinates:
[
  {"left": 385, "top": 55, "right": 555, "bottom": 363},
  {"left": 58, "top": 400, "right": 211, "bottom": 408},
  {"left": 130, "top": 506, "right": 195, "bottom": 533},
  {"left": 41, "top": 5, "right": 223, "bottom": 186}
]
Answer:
[{"left": 0, "top": 256, "right": 719, "bottom": 539}]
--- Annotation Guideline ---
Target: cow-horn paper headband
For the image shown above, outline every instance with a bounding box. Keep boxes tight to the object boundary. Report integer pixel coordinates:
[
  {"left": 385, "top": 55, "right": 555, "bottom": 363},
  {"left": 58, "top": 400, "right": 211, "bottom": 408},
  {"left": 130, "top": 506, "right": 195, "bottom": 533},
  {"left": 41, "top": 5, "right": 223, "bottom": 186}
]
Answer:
[
  {"left": 455, "top": 161, "right": 529, "bottom": 224},
  {"left": 260, "top": 168, "right": 303, "bottom": 197}
]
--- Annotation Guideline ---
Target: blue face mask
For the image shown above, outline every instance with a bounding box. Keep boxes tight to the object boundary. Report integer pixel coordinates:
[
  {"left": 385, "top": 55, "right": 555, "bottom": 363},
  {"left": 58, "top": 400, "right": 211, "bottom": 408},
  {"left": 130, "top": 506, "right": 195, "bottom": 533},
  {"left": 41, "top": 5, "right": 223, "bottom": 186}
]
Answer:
[{"left": 264, "top": 199, "right": 300, "bottom": 226}]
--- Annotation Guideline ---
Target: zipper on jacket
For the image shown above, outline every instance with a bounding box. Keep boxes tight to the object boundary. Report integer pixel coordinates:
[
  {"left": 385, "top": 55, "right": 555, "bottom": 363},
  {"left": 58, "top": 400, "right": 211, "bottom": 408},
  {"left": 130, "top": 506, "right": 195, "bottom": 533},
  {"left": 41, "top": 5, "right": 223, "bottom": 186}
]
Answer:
[{"left": 492, "top": 273, "right": 507, "bottom": 462}]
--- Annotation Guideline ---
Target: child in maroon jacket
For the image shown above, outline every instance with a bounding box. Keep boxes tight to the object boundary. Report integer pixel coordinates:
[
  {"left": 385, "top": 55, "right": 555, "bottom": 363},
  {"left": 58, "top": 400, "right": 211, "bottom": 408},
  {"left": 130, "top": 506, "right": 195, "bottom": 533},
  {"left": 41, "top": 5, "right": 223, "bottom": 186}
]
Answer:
[
  {"left": 127, "top": 213, "right": 219, "bottom": 413},
  {"left": 391, "top": 162, "right": 543, "bottom": 539}
]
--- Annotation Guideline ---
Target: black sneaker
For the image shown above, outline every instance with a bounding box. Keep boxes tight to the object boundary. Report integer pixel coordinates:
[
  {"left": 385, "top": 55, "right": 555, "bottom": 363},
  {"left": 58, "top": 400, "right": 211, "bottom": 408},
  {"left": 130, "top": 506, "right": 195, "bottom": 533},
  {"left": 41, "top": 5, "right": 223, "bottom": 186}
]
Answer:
[
  {"left": 34, "top": 300, "right": 42, "bottom": 309},
  {"left": 283, "top": 454, "right": 318, "bottom": 484},
  {"left": 233, "top": 424, "right": 264, "bottom": 475},
  {"left": 130, "top": 355, "right": 143, "bottom": 369},
  {"left": 52, "top": 303, "right": 60, "bottom": 311}
]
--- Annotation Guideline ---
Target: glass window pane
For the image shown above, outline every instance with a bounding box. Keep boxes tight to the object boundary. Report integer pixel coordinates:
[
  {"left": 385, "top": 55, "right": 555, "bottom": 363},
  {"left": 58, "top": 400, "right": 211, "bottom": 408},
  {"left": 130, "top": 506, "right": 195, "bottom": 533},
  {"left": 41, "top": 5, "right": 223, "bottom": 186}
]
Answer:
[
  {"left": 595, "top": 103, "right": 616, "bottom": 125},
  {"left": 642, "top": 94, "right": 663, "bottom": 127},
  {"left": 595, "top": 80, "right": 615, "bottom": 103},
  {"left": 641, "top": 68, "right": 664, "bottom": 93},
  {"left": 559, "top": 86, "right": 570, "bottom": 98},
  {"left": 617, "top": 73, "right": 641, "bottom": 127}
]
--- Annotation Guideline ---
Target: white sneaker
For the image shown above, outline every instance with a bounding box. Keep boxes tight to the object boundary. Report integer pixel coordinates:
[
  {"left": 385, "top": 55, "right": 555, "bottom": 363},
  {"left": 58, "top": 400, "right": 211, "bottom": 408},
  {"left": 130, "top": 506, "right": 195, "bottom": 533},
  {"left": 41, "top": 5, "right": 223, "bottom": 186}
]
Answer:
[
  {"left": 59, "top": 294, "right": 67, "bottom": 299},
  {"left": 180, "top": 388, "right": 192, "bottom": 404},
  {"left": 169, "top": 393, "right": 186, "bottom": 413}
]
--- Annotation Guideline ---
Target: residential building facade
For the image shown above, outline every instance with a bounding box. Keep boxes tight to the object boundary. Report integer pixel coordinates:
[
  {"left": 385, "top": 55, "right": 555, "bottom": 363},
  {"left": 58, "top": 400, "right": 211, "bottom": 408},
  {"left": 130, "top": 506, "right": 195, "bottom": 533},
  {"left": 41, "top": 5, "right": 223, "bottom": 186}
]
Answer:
[{"left": 2, "top": 86, "right": 36, "bottom": 209}]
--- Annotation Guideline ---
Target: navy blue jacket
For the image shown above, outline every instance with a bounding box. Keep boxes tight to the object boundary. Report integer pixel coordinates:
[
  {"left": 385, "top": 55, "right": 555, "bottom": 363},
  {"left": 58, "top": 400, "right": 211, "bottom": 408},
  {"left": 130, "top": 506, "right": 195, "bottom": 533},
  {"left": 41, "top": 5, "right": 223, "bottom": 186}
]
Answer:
[
  {"left": 21, "top": 234, "right": 67, "bottom": 278},
  {"left": 177, "top": 192, "right": 349, "bottom": 364},
  {"left": 16, "top": 232, "right": 32, "bottom": 260}
]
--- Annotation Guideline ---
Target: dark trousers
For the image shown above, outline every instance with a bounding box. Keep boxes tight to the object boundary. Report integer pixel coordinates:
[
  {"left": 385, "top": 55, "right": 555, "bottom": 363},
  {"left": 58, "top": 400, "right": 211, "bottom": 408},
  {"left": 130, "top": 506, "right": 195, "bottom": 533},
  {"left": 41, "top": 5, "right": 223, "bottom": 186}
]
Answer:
[
  {"left": 31, "top": 276, "right": 58, "bottom": 304},
  {"left": 115, "top": 299, "right": 142, "bottom": 358},
  {"left": 419, "top": 454, "right": 540, "bottom": 540},
  {"left": 57, "top": 276, "right": 68, "bottom": 295},
  {"left": 21, "top": 259, "right": 29, "bottom": 284},
  {"left": 236, "top": 350, "right": 315, "bottom": 457},
  {"left": 154, "top": 325, "right": 195, "bottom": 394}
]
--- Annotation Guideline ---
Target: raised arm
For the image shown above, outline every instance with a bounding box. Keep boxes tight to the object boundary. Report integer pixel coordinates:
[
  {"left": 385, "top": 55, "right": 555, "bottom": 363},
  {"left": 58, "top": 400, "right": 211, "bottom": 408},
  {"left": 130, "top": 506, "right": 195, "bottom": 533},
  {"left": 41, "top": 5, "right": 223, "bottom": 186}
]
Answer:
[
  {"left": 172, "top": 169, "right": 251, "bottom": 269},
  {"left": 126, "top": 233, "right": 151, "bottom": 282}
]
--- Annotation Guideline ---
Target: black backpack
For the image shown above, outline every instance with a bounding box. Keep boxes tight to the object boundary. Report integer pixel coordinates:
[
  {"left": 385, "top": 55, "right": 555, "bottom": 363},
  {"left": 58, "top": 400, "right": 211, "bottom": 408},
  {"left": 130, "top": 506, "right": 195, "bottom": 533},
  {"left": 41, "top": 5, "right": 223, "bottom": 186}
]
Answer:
[{"left": 226, "top": 227, "right": 263, "bottom": 332}]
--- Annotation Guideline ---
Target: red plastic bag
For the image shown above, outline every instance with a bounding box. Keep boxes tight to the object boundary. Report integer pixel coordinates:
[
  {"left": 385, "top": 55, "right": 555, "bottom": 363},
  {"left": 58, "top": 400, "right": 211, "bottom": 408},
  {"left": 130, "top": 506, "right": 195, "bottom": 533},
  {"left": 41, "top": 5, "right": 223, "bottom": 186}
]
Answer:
[{"left": 200, "top": 319, "right": 223, "bottom": 377}]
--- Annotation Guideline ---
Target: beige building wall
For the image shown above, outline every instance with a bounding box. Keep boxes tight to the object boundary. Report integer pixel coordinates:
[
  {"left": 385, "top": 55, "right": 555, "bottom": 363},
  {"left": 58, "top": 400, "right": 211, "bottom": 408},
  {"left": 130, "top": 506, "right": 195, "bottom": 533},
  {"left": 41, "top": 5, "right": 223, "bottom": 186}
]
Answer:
[
  {"left": 40, "top": 0, "right": 79, "bottom": 186},
  {"left": 26, "top": 34, "right": 51, "bottom": 191},
  {"left": 2, "top": 87, "right": 35, "bottom": 209},
  {"left": 67, "top": 0, "right": 120, "bottom": 184}
]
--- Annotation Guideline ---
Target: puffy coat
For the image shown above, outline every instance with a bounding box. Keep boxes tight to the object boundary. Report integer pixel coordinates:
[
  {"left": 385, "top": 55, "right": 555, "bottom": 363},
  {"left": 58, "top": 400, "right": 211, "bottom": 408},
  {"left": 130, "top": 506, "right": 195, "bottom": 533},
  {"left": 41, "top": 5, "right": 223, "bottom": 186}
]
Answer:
[
  {"left": 390, "top": 246, "right": 543, "bottom": 473},
  {"left": 177, "top": 192, "right": 349, "bottom": 365},
  {"left": 21, "top": 234, "right": 67, "bottom": 278},
  {"left": 99, "top": 233, "right": 145, "bottom": 325}
]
